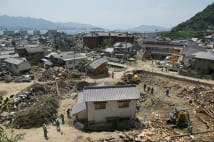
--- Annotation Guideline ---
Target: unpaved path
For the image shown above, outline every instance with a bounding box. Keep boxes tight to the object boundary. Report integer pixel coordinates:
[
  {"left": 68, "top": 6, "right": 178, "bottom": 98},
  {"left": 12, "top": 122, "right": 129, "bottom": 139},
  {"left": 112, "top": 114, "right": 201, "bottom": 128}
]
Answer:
[{"left": 0, "top": 82, "right": 33, "bottom": 98}]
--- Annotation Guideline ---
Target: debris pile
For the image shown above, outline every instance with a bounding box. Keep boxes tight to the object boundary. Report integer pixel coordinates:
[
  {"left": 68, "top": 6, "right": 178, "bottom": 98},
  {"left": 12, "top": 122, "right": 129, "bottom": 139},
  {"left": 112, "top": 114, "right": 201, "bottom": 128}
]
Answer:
[
  {"left": 0, "top": 83, "right": 59, "bottom": 128},
  {"left": 177, "top": 86, "right": 214, "bottom": 120},
  {"left": 38, "top": 67, "right": 83, "bottom": 82},
  {"left": 14, "top": 96, "right": 58, "bottom": 128}
]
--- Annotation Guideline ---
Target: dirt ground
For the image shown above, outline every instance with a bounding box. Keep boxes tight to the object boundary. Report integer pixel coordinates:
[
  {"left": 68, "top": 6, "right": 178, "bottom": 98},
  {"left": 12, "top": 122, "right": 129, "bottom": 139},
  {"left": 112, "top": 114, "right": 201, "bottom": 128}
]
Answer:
[
  {"left": 1, "top": 60, "right": 214, "bottom": 142},
  {"left": 0, "top": 82, "right": 33, "bottom": 98}
]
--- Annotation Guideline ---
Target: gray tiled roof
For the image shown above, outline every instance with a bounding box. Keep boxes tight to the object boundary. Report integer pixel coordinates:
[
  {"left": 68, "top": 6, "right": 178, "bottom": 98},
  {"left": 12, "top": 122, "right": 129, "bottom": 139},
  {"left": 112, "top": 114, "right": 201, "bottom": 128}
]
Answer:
[
  {"left": 52, "top": 51, "right": 86, "bottom": 61},
  {"left": 4, "top": 58, "right": 27, "bottom": 65},
  {"left": 88, "top": 58, "right": 108, "bottom": 70},
  {"left": 83, "top": 85, "right": 140, "bottom": 102},
  {"left": 192, "top": 51, "right": 214, "bottom": 60}
]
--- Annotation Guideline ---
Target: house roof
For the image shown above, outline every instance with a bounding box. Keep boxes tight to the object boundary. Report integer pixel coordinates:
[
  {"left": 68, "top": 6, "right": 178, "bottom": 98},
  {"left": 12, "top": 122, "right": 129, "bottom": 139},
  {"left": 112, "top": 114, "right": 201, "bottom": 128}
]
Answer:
[
  {"left": 88, "top": 58, "right": 108, "bottom": 70},
  {"left": 4, "top": 58, "right": 28, "bottom": 65},
  {"left": 103, "top": 48, "right": 114, "bottom": 53},
  {"left": 182, "top": 43, "right": 206, "bottom": 57},
  {"left": 71, "top": 93, "right": 86, "bottom": 115},
  {"left": 82, "top": 85, "right": 140, "bottom": 102},
  {"left": 25, "top": 46, "right": 44, "bottom": 53},
  {"left": 113, "top": 42, "right": 133, "bottom": 48},
  {"left": 192, "top": 51, "right": 214, "bottom": 60},
  {"left": 52, "top": 51, "right": 87, "bottom": 61},
  {"left": 0, "top": 53, "right": 19, "bottom": 59}
]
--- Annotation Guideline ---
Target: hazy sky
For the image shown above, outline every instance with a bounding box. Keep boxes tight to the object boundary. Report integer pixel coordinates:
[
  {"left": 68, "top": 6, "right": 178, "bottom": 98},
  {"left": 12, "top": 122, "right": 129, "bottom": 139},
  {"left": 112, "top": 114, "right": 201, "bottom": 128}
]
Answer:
[{"left": 1, "top": 0, "right": 213, "bottom": 29}]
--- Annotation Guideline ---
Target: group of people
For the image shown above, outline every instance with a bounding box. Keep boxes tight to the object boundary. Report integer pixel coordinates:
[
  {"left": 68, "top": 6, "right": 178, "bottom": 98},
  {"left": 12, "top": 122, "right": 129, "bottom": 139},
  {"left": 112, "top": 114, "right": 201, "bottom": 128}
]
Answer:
[
  {"left": 42, "top": 113, "right": 67, "bottom": 140},
  {"left": 144, "top": 83, "right": 170, "bottom": 97},
  {"left": 144, "top": 84, "right": 154, "bottom": 95}
]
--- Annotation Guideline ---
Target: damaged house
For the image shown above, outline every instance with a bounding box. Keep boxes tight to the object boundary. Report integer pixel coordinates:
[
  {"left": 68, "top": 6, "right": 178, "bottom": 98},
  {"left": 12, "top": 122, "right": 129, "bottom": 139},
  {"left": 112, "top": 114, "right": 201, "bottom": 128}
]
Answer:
[
  {"left": 72, "top": 84, "right": 140, "bottom": 130},
  {"left": 4, "top": 58, "right": 31, "bottom": 75},
  {"left": 50, "top": 51, "right": 87, "bottom": 69},
  {"left": 87, "top": 58, "right": 108, "bottom": 75}
]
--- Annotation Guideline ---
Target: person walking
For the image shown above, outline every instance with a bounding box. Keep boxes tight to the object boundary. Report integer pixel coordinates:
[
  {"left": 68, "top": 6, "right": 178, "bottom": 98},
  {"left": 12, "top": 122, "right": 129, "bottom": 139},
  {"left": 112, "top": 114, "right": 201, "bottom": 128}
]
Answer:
[
  {"left": 60, "top": 113, "right": 65, "bottom": 124},
  {"left": 166, "top": 89, "right": 169, "bottom": 96},
  {"left": 144, "top": 84, "right": 147, "bottom": 91},
  {"left": 151, "top": 87, "right": 154, "bottom": 95},
  {"left": 52, "top": 113, "right": 57, "bottom": 125},
  {"left": 43, "top": 123, "right": 48, "bottom": 140},
  {"left": 112, "top": 71, "right": 114, "bottom": 79},
  {"left": 56, "top": 119, "right": 60, "bottom": 132},
  {"left": 67, "top": 108, "right": 71, "bottom": 118}
]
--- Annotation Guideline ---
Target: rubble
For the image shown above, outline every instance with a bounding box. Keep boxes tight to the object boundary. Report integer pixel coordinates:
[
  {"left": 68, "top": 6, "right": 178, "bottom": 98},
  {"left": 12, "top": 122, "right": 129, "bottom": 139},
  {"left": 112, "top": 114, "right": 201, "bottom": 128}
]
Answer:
[
  {"left": 38, "top": 66, "right": 83, "bottom": 82},
  {"left": 0, "top": 83, "right": 59, "bottom": 128},
  {"left": 177, "top": 86, "right": 214, "bottom": 120}
]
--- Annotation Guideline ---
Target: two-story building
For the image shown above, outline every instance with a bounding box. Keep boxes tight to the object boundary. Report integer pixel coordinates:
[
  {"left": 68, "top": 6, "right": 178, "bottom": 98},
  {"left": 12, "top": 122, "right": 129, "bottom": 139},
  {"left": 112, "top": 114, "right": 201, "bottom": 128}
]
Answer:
[
  {"left": 4, "top": 58, "right": 31, "bottom": 75},
  {"left": 72, "top": 84, "right": 140, "bottom": 130},
  {"left": 50, "top": 51, "right": 87, "bottom": 69}
]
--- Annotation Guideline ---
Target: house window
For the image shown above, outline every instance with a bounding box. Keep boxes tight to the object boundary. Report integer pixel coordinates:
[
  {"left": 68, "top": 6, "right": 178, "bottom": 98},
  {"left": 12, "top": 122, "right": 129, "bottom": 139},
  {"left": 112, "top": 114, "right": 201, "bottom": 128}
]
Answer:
[
  {"left": 94, "top": 101, "right": 106, "bottom": 110},
  {"left": 118, "top": 100, "right": 130, "bottom": 108}
]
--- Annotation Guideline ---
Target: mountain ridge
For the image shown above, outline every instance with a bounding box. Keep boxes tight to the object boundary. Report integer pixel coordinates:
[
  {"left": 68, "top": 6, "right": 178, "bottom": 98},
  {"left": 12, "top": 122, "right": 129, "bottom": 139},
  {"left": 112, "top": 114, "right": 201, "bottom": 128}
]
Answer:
[
  {"left": 171, "top": 3, "right": 214, "bottom": 32},
  {"left": 0, "top": 15, "right": 103, "bottom": 30}
]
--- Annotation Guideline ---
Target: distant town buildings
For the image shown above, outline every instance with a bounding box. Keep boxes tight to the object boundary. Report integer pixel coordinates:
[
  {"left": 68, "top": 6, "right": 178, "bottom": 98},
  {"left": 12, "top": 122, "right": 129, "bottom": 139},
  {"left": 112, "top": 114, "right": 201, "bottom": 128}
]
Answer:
[{"left": 83, "top": 32, "right": 134, "bottom": 48}]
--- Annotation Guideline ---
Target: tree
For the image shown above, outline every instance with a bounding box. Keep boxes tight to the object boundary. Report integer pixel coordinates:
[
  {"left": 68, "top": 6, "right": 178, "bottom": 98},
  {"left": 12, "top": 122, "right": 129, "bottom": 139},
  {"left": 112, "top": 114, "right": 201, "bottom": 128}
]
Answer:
[
  {"left": 0, "top": 96, "right": 25, "bottom": 142},
  {"left": 102, "top": 39, "right": 113, "bottom": 47}
]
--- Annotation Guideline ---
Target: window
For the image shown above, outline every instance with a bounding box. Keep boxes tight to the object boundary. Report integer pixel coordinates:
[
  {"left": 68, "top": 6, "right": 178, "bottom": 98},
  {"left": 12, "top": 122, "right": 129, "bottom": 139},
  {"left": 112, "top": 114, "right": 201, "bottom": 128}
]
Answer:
[
  {"left": 118, "top": 100, "right": 130, "bottom": 108},
  {"left": 94, "top": 101, "right": 106, "bottom": 110}
]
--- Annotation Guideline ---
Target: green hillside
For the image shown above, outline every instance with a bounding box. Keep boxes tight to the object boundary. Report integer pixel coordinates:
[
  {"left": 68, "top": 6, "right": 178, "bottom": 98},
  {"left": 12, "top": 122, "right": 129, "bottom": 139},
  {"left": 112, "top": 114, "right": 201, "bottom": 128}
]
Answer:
[{"left": 163, "top": 3, "right": 214, "bottom": 39}]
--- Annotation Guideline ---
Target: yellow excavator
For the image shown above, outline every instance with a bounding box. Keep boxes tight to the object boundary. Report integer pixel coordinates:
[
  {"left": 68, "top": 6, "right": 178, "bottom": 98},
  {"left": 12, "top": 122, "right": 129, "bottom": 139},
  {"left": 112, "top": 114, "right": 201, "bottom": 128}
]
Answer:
[
  {"left": 121, "top": 69, "right": 140, "bottom": 84},
  {"left": 166, "top": 107, "right": 191, "bottom": 128}
]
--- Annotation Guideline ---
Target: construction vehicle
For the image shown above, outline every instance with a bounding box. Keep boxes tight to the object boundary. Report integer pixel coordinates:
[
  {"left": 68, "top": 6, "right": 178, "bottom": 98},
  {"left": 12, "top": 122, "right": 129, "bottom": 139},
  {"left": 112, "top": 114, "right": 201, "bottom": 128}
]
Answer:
[
  {"left": 166, "top": 107, "right": 190, "bottom": 128},
  {"left": 121, "top": 69, "right": 140, "bottom": 84}
]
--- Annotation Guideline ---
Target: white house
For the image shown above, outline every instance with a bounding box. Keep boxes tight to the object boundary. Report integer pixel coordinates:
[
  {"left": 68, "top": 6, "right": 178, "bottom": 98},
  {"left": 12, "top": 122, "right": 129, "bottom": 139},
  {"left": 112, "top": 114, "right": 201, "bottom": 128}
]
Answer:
[
  {"left": 51, "top": 51, "right": 87, "bottom": 69},
  {"left": 4, "top": 58, "right": 31, "bottom": 75},
  {"left": 72, "top": 84, "right": 140, "bottom": 130}
]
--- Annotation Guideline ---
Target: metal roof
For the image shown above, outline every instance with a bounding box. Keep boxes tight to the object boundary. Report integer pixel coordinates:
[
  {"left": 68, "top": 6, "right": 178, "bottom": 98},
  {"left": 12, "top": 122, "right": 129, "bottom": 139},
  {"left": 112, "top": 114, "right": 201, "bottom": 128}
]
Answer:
[
  {"left": 4, "top": 58, "right": 28, "bottom": 65},
  {"left": 72, "top": 93, "right": 86, "bottom": 115},
  {"left": 88, "top": 58, "right": 108, "bottom": 70},
  {"left": 192, "top": 51, "right": 214, "bottom": 60},
  {"left": 82, "top": 85, "right": 140, "bottom": 102},
  {"left": 52, "top": 52, "right": 87, "bottom": 61}
]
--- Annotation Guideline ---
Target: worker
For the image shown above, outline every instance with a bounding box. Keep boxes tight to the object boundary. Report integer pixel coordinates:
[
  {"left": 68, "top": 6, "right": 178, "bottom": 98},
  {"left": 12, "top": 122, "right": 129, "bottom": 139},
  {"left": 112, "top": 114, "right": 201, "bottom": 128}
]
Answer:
[
  {"left": 188, "top": 123, "right": 193, "bottom": 135},
  {"left": 151, "top": 87, "right": 154, "bottom": 95},
  {"left": 52, "top": 113, "right": 57, "bottom": 125},
  {"left": 112, "top": 71, "right": 114, "bottom": 79},
  {"left": 56, "top": 119, "right": 60, "bottom": 132},
  {"left": 144, "top": 84, "right": 147, "bottom": 91},
  {"left": 147, "top": 86, "right": 150, "bottom": 92},
  {"left": 166, "top": 89, "right": 169, "bottom": 96},
  {"left": 60, "top": 113, "right": 65, "bottom": 124},
  {"left": 43, "top": 123, "right": 48, "bottom": 139},
  {"left": 67, "top": 108, "right": 71, "bottom": 118}
]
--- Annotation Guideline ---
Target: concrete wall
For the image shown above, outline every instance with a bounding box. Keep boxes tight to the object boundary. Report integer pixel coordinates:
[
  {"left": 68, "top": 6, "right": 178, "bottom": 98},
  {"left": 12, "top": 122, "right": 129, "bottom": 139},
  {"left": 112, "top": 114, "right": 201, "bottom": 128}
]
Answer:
[
  {"left": 77, "top": 110, "right": 87, "bottom": 121},
  {"left": 87, "top": 100, "right": 137, "bottom": 123},
  {"left": 7, "top": 61, "right": 31, "bottom": 75}
]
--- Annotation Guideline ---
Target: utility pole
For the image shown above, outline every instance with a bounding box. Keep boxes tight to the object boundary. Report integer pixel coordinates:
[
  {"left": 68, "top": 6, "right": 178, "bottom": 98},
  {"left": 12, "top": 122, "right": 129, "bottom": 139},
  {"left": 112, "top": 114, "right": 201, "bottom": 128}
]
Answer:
[{"left": 126, "top": 32, "right": 128, "bottom": 61}]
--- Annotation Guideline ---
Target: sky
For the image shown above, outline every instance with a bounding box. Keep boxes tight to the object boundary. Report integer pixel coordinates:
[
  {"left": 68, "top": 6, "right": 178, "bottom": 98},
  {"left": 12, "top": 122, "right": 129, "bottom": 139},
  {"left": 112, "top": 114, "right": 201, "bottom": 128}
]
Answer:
[{"left": 0, "top": 0, "right": 214, "bottom": 29}]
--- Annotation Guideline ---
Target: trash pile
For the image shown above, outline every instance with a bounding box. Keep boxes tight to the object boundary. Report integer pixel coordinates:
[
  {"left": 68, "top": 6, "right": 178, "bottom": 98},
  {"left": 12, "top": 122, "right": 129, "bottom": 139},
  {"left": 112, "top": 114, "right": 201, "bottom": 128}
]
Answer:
[
  {"left": 177, "top": 86, "right": 214, "bottom": 121},
  {"left": 118, "top": 112, "right": 170, "bottom": 142},
  {"left": 38, "top": 66, "right": 83, "bottom": 82},
  {"left": 0, "top": 83, "right": 59, "bottom": 128}
]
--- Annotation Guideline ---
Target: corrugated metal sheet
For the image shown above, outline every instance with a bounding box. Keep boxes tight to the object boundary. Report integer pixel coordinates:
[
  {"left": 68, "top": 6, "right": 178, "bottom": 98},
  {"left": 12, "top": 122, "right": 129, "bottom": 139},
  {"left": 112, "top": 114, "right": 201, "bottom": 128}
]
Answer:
[{"left": 83, "top": 85, "right": 140, "bottom": 102}]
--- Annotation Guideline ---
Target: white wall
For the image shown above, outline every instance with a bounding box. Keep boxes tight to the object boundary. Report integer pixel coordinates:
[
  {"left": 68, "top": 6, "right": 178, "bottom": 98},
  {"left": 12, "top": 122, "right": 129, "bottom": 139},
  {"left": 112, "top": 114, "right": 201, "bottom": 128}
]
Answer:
[
  {"left": 87, "top": 100, "right": 137, "bottom": 122},
  {"left": 65, "top": 58, "right": 86, "bottom": 69},
  {"left": 7, "top": 61, "right": 31, "bottom": 75}
]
